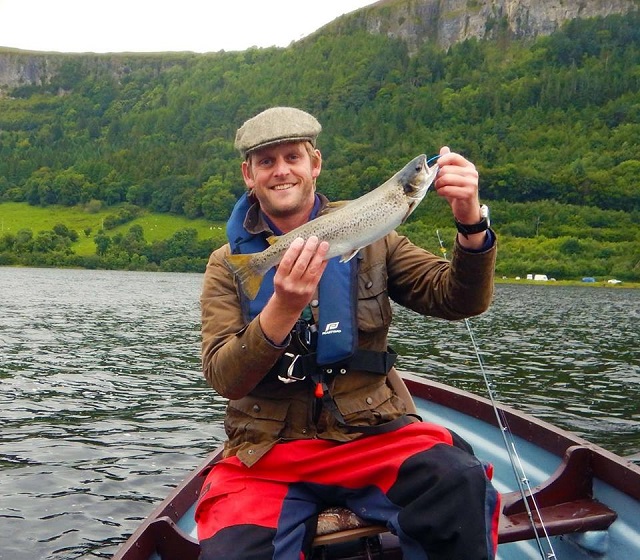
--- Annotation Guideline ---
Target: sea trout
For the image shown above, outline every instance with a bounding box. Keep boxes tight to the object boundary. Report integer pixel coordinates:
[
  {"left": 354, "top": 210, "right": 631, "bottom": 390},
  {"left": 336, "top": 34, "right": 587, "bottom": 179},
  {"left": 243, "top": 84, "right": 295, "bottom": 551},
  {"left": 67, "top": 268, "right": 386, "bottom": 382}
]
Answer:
[{"left": 225, "top": 154, "right": 438, "bottom": 300}]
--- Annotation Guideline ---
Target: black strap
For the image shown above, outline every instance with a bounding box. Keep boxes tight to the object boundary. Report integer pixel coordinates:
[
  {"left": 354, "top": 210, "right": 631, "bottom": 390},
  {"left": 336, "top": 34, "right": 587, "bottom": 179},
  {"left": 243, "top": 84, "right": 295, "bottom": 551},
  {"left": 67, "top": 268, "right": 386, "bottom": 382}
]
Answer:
[
  {"left": 348, "top": 347, "right": 398, "bottom": 374},
  {"left": 290, "top": 347, "right": 397, "bottom": 380}
]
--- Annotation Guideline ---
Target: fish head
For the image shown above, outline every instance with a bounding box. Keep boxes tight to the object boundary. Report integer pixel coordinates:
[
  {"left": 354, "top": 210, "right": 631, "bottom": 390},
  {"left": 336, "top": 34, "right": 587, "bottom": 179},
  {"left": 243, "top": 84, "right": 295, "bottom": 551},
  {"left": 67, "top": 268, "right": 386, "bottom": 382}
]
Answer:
[{"left": 398, "top": 154, "right": 438, "bottom": 216}]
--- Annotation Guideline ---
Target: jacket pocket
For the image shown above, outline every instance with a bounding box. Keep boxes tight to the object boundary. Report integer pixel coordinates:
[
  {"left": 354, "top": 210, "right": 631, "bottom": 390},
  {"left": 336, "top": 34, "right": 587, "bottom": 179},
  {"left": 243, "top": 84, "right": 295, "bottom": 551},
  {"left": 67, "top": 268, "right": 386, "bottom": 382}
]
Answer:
[
  {"left": 357, "top": 262, "right": 392, "bottom": 332},
  {"left": 224, "top": 396, "right": 291, "bottom": 447},
  {"left": 333, "top": 380, "right": 404, "bottom": 426}
]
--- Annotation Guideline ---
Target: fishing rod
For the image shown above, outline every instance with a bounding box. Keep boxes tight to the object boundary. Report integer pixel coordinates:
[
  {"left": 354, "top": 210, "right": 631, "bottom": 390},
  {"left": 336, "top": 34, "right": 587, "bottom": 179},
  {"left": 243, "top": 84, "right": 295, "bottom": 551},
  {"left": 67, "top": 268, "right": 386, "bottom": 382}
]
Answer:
[{"left": 435, "top": 228, "right": 557, "bottom": 560}]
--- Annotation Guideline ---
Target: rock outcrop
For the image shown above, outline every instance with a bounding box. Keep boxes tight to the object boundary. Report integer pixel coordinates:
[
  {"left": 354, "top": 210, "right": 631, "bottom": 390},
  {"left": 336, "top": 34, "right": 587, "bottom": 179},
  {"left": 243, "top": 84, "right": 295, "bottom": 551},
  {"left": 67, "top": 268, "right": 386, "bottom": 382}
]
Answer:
[{"left": 331, "top": 0, "right": 638, "bottom": 51}]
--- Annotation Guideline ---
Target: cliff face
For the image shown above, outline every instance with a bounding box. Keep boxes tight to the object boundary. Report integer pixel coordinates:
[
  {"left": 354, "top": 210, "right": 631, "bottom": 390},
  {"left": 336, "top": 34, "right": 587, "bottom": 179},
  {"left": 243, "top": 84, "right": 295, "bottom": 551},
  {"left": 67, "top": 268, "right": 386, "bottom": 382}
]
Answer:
[
  {"left": 0, "top": 51, "right": 59, "bottom": 89},
  {"left": 1, "top": 0, "right": 638, "bottom": 90},
  {"left": 0, "top": 51, "right": 181, "bottom": 93},
  {"left": 336, "top": 0, "right": 639, "bottom": 50}
]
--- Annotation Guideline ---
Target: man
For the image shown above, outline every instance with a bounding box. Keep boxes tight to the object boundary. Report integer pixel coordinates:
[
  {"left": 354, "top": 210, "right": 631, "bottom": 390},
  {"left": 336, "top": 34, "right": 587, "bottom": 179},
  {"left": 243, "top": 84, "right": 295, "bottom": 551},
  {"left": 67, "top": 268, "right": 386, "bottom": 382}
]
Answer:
[{"left": 197, "top": 106, "right": 499, "bottom": 559}]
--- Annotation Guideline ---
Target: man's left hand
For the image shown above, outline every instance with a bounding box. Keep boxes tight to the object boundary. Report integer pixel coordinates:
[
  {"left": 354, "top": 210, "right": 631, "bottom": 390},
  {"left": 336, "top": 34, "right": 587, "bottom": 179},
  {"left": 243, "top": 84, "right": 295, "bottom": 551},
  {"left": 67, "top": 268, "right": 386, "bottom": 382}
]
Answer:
[{"left": 434, "top": 146, "right": 488, "bottom": 250}]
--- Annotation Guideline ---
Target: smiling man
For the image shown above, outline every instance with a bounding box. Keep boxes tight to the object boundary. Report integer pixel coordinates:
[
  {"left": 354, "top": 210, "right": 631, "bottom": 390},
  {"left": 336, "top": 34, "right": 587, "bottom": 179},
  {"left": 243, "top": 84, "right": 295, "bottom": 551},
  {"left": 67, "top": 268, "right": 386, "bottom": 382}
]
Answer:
[{"left": 196, "top": 106, "right": 500, "bottom": 560}]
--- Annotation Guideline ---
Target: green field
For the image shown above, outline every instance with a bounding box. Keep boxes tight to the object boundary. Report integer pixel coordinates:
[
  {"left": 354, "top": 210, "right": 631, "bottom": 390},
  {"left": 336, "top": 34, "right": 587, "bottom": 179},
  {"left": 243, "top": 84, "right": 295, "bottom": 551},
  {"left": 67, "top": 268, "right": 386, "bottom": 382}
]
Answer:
[{"left": 0, "top": 202, "right": 224, "bottom": 256}]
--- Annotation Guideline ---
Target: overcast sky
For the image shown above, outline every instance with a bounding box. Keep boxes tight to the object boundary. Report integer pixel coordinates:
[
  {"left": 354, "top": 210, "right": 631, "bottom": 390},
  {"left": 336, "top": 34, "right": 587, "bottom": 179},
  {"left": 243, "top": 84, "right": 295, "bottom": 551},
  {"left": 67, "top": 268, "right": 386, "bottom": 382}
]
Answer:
[{"left": 0, "top": 0, "right": 376, "bottom": 53}]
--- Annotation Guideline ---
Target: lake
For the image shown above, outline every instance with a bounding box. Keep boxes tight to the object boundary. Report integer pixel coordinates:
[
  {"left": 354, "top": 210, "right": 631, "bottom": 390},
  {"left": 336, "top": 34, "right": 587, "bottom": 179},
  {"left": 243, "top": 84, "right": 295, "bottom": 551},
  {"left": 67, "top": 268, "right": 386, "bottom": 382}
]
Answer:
[{"left": 1, "top": 267, "right": 638, "bottom": 559}]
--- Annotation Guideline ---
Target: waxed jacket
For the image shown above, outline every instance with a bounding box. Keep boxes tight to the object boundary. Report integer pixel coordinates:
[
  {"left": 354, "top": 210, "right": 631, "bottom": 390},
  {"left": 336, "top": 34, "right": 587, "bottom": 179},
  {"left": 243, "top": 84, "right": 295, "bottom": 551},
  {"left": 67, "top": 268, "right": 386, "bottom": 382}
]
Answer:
[{"left": 201, "top": 196, "right": 497, "bottom": 467}]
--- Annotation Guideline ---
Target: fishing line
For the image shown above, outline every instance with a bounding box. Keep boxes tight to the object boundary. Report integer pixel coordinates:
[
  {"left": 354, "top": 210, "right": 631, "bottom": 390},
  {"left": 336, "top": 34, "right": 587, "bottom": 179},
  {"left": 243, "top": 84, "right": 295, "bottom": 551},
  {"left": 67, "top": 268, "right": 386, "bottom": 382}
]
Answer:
[{"left": 435, "top": 229, "right": 558, "bottom": 560}]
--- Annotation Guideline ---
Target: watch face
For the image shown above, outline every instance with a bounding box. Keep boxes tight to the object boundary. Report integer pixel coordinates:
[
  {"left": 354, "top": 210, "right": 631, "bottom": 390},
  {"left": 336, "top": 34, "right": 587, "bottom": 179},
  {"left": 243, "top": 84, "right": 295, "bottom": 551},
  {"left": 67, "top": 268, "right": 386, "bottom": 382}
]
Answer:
[{"left": 480, "top": 204, "right": 490, "bottom": 227}]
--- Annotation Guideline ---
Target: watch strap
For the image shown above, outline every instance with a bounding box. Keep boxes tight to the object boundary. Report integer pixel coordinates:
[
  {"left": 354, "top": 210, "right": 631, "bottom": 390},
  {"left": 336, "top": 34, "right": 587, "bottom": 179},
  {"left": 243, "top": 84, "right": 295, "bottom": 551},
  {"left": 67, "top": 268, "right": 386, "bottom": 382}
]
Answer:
[{"left": 454, "top": 206, "right": 490, "bottom": 238}]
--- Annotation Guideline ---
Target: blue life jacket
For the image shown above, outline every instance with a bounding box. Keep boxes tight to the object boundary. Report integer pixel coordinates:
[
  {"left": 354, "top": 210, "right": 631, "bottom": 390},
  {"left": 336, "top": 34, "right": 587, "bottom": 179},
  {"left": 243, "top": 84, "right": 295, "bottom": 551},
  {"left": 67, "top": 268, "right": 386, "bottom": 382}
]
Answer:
[{"left": 226, "top": 192, "right": 358, "bottom": 366}]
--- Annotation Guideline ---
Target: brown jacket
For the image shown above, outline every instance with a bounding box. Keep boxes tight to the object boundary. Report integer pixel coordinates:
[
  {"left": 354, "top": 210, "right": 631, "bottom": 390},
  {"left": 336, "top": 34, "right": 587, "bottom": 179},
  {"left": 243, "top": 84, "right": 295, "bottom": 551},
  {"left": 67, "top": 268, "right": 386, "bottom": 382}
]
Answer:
[{"left": 201, "top": 200, "right": 497, "bottom": 466}]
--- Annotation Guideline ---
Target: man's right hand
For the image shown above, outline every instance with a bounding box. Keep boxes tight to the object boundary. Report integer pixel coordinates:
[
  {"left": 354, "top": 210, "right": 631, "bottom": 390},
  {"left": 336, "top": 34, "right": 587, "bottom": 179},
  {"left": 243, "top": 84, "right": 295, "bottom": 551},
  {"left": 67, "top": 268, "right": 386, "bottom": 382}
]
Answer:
[{"left": 259, "top": 236, "right": 329, "bottom": 346}]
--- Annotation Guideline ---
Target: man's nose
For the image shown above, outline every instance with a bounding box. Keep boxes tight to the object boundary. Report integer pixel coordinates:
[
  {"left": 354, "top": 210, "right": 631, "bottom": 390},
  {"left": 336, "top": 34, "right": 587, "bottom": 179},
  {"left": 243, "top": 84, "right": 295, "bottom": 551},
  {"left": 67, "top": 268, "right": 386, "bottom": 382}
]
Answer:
[{"left": 273, "top": 157, "right": 290, "bottom": 175}]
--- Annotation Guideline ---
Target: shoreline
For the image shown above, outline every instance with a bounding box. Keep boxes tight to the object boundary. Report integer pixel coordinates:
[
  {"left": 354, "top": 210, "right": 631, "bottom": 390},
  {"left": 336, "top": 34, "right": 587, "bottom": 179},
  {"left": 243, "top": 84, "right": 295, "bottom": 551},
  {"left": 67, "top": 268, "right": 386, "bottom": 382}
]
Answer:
[
  {"left": 495, "top": 278, "right": 640, "bottom": 289},
  {"left": 1, "top": 264, "right": 639, "bottom": 288}
]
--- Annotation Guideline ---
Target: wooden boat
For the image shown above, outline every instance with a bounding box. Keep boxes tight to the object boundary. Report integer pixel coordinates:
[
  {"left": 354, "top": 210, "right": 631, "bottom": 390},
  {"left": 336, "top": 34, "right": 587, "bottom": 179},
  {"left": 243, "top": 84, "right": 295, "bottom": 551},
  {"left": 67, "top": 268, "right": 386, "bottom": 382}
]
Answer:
[{"left": 112, "top": 371, "right": 640, "bottom": 559}]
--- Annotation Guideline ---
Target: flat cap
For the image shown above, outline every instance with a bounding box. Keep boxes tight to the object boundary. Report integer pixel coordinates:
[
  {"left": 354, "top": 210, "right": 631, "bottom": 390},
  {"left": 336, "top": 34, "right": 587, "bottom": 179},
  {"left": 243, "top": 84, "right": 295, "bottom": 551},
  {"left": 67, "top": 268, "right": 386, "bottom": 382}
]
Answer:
[{"left": 234, "top": 107, "right": 322, "bottom": 157}]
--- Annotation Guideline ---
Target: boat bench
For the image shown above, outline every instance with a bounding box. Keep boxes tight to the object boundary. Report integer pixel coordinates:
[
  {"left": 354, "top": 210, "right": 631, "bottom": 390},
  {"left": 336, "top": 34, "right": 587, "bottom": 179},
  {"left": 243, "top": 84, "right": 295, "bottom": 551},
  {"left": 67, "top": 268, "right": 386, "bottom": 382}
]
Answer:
[
  {"left": 498, "top": 444, "right": 617, "bottom": 542},
  {"left": 145, "top": 444, "right": 618, "bottom": 559}
]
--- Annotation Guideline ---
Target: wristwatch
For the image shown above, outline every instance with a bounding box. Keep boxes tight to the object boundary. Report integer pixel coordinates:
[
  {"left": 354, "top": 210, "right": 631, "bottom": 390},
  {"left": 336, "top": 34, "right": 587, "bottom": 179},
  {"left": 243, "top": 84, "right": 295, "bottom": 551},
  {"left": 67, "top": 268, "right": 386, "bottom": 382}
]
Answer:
[{"left": 454, "top": 204, "right": 490, "bottom": 238}]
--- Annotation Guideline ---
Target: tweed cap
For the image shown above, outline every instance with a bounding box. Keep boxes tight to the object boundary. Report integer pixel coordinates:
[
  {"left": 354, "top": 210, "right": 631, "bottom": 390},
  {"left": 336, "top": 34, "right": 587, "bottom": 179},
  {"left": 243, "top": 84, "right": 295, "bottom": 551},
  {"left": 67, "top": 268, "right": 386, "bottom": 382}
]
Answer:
[{"left": 234, "top": 107, "right": 322, "bottom": 157}]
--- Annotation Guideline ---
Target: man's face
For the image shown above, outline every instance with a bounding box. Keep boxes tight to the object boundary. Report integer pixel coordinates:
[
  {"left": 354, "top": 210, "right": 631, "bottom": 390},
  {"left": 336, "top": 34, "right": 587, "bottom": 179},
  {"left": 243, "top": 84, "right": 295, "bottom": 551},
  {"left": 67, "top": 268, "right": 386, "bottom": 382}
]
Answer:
[{"left": 242, "top": 142, "right": 322, "bottom": 226}]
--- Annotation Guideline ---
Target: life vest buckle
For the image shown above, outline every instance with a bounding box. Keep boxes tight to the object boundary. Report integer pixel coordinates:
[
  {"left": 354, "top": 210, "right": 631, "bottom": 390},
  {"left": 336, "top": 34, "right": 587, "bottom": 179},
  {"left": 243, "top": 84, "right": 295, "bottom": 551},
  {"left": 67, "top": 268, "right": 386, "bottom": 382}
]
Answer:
[{"left": 277, "top": 353, "right": 306, "bottom": 384}]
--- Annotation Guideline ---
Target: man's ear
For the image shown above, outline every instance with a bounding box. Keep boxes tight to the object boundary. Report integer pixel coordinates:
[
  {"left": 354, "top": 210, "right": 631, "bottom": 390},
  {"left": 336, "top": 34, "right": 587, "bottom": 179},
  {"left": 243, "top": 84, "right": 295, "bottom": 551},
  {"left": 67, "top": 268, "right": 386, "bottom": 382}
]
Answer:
[
  {"left": 312, "top": 149, "right": 322, "bottom": 178},
  {"left": 241, "top": 161, "right": 255, "bottom": 188}
]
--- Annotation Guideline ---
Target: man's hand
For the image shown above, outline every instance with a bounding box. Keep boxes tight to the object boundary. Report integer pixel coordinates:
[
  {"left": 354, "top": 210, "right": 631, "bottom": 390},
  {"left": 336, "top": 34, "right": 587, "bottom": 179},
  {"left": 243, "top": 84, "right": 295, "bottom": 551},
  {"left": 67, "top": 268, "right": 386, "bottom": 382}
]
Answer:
[
  {"left": 260, "top": 236, "right": 329, "bottom": 345},
  {"left": 434, "top": 146, "right": 487, "bottom": 250}
]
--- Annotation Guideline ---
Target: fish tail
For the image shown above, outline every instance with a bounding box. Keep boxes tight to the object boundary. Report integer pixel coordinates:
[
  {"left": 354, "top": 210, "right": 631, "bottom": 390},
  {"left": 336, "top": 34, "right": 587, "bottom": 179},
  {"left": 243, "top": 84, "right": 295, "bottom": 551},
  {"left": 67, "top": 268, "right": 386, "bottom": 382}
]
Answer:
[{"left": 224, "top": 253, "right": 264, "bottom": 300}]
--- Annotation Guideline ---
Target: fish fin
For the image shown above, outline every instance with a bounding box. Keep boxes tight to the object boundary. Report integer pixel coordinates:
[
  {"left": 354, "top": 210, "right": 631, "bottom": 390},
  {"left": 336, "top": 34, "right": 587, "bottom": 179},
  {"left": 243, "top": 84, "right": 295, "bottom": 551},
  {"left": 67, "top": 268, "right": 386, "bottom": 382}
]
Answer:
[
  {"left": 339, "top": 249, "right": 361, "bottom": 263},
  {"left": 266, "top": 235, "right": 279, "bottom": 246},
  {"left": 318, "top": 201, "right": 349, "bottom": 215},
  {"left": 402, "top": 201, "right": 418, "bottom": 222},
  {"left": 224, "top": 253, "right": 264, "bottom": 300}
]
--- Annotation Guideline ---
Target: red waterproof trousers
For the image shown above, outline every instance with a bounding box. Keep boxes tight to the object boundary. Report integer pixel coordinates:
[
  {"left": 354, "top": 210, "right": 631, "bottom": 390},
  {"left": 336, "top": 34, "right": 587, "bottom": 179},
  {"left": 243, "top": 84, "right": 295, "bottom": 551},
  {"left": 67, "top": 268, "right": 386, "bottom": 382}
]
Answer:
[{"left": 196, "top": 422, "right": 500, "bottom": 560}]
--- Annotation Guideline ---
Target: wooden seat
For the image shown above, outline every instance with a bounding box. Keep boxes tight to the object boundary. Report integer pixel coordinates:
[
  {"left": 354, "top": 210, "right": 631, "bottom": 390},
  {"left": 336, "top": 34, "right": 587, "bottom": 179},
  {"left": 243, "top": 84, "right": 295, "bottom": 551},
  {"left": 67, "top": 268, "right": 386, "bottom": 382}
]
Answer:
[
  {"left": 499, "top": 445, "right": 617, "bottom": 542},
  {"left": 314, "top": 507, "right": 387, "bottom": 546},
  {"left": 312, "top": 508, "right": 402, "bottom": 559}
]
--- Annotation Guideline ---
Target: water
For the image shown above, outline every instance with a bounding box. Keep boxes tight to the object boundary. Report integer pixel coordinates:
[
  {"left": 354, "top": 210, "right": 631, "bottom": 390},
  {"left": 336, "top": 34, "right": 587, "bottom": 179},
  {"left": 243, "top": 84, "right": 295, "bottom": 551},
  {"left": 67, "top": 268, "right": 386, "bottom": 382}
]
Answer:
[
  {"left": 1, "top": 267, "right": 638, "bottom": 559},
  {"left": 391, "top": 283, "right": 640, "bottom": 454}
]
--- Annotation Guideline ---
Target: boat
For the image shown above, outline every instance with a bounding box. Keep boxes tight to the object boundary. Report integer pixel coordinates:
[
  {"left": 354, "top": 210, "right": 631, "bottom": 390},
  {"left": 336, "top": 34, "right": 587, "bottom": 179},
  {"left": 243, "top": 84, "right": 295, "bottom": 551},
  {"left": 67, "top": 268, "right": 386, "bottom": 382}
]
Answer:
[{"left": 112, "top": 371, "right": 640, "bottom": 559}]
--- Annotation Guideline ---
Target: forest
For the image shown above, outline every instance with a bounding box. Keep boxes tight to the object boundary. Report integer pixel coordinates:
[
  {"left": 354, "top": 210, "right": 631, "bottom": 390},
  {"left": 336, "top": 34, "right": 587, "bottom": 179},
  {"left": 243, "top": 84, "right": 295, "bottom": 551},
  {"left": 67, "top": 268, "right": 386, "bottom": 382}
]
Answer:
[{"left": 0, "top": 12, "right": 639, "bottom": 280}]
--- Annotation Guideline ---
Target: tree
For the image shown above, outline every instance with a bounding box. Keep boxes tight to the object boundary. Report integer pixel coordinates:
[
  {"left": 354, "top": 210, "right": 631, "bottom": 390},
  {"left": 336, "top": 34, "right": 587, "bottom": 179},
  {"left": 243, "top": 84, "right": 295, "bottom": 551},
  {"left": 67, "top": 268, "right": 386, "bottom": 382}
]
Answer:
[
  {"left": 53, "top": 223, "right": 79, "bottom": 242},
  {"left": 120, "top": 224, "right": 147, "bottom": 255},
  {"left": 53, "top": 169, "right": 91, "bottom": 206},
  {"left": 199, "top": 176, "right": 237, "bottom": 221},
  {"left": 94, "top": 232, "right": 111, "bottom": 256},
  {"left": 14, "top": 229, "right": 34, "bottom": 252}
]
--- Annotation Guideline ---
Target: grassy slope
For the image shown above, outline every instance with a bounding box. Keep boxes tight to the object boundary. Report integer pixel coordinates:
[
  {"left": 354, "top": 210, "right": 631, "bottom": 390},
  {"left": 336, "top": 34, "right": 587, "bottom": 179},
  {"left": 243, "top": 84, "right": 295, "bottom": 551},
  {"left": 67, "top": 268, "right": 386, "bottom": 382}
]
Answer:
[{"left": 0, "top": 202, "right": 224, "bottom": 256}]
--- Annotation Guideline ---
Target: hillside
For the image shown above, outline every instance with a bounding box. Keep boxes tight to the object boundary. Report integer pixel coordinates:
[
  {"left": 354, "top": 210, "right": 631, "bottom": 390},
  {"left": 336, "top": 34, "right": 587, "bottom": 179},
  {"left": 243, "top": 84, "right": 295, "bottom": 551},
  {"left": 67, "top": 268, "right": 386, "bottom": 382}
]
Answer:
[{"left": 0, "top": 0, "right": 639, "bottom": 280}]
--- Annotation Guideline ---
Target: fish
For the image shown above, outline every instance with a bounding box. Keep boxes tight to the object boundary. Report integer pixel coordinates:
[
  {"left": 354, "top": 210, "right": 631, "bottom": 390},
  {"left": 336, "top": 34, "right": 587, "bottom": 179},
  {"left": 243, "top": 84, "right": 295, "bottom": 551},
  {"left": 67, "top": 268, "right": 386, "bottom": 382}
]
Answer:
[{"left": 225, "top": 154, "right": 438, "bottom": 300}]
